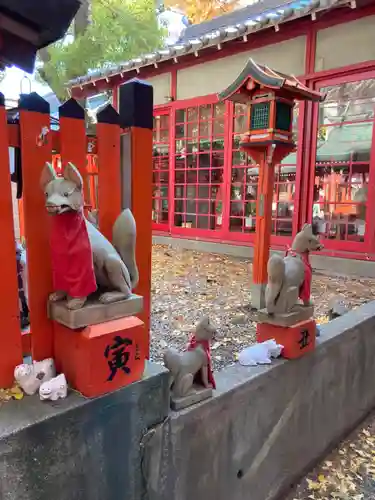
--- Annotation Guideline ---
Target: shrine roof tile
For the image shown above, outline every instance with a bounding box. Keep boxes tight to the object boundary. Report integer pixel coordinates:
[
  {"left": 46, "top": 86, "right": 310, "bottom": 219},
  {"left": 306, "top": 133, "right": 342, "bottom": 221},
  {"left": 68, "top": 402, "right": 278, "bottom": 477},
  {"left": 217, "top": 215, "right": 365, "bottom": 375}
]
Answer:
[{"left": 68, "top": 0, "right": 351, "bottom": 91}]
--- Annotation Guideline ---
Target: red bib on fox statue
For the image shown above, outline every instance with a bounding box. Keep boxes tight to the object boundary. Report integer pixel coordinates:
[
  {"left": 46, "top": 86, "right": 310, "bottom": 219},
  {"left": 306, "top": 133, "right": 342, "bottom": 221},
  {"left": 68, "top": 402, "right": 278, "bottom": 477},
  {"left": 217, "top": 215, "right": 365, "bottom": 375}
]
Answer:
[
  {"left": 50, "top": 210, "right": 97, "bottom": 298},
  {"left": 187, "top": 336, "right": 216, "bottom": 389},
  {"left": 285, "top": 248, "right": 312, "bottom": 303}
]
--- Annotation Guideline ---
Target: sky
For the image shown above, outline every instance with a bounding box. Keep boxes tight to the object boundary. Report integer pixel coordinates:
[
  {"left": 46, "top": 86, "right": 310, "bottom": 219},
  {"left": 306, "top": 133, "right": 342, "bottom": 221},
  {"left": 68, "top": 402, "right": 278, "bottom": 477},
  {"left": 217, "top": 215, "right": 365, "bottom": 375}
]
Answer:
[{"left": 0, "top": 66, "right": 50, "bottom": 101}]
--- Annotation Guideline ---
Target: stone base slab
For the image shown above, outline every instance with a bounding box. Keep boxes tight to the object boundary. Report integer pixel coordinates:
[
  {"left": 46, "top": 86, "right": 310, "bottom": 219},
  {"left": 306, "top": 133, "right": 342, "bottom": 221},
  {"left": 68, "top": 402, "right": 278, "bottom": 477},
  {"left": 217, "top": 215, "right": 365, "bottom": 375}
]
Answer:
[
  {"left": 48, "top": 294, "right": 143, "bottom": 329},
  {"left": 171, "top": 385, "right": 213, "bottom": 411},
  {"left": 257, "top": 305, "right": 314, "bottom": 327}
]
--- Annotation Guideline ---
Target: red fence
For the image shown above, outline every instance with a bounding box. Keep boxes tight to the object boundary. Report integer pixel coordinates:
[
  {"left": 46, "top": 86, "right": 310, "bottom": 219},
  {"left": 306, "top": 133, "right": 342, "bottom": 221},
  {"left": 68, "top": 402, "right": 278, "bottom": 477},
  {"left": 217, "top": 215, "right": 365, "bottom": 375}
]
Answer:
[{"left": 0, "top": 92, "right": 152, "bottom": 387}]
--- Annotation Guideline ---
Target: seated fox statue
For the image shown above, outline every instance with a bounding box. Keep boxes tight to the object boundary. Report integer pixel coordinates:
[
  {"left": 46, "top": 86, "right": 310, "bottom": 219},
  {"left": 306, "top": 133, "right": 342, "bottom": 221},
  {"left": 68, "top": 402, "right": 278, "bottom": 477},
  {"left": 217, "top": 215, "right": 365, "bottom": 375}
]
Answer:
[
  {"left": 265, "top": 224, "right": 323, "bottom": 315},
  {"left": 41, "top": 161, "right": 138, "bottom": 310},
  {"left": 163, "top": 316, "right": 217, "bottom": 399}
]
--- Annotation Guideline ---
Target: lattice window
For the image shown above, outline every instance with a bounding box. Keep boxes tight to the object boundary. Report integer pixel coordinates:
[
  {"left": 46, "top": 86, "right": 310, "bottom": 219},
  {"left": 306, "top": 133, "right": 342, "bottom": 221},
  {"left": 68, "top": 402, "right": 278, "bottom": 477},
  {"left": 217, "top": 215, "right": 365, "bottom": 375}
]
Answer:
[
  {"left": 250, "top": 102, "right": 270, "bottom": 130},
  {"left": 152, "top": 114, "right": 170, "bottom": 225},
  {"left": 174, "top": 103, "right": 225, "bottom": 230},
  {"left": 312, "top": 78, "right": 375, "bottom": 243}
]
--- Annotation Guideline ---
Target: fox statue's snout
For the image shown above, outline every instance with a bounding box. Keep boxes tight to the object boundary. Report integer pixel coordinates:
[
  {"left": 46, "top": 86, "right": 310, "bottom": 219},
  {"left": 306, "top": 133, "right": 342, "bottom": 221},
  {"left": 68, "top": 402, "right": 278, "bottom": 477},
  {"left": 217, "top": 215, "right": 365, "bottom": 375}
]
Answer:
[{"left": 41, "top": 162, "right": 84, "bottom": 216}]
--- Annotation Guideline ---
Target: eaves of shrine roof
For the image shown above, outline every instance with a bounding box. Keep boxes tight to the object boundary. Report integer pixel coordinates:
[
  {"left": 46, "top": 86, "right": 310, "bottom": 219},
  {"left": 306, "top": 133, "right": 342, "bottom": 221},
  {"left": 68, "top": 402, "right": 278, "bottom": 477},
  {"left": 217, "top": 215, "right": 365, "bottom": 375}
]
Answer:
[{"left": 68, "top": 0, "right": 353, "bottom": 91}]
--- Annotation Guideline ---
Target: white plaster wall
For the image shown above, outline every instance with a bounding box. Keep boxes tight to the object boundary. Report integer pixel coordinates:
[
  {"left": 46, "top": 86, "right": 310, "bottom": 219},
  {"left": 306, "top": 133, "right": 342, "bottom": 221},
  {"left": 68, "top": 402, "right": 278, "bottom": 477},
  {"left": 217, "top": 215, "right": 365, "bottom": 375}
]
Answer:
[
  {"left": 146, "top": 73, "right": 171, "bottom": 105},
  {"left": 176, "top": 36, "right": 306, "bottom": 100},
  {"left": 315, "top": 16, "right": 375, "bottom": 72}
]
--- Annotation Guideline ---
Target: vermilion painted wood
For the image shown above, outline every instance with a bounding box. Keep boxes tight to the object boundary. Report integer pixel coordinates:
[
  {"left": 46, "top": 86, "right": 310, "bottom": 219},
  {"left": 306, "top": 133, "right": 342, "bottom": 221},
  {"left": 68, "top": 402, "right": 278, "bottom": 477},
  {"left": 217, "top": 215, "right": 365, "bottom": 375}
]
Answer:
[
  {"left": 306, "top": 69, "right": 375, "bottom": 254},
  {"left": 59, "top": 112, "right": 88, "bottom": 206},
  {"left": 257, "top": 319, "right": 316, "bottom": 359},
  {"left": 96, "top": 120, "right": 121, "bottom": 242},
  {"left": 112, "top": 85, "right": 119, "bottom": 111},
  {"left": 292, "top": 101, "right": 306, "bottom": 236},
  {"left": 0, "top": 105, "right": 23, "bottom": 386},
  {"left": 152, "top": 108, "right": 172, "bottom": 232},
  {"left": 19, "top": 109, "right": 54, "bottom": 361},
  {"left": 252, "top": 150, "right": 274, "bottom": 284},
  {"left": 130, "top": 127, "right": 153, "bottom": 356},
  {"left": 54, "top": 316, "right": 147, "bottom": 398},
  {"left": 18, "top": 198, "right": 25, "bottom": 240},
  {"left": 7, "top": 123, "right": 98, "bottom": 152}
]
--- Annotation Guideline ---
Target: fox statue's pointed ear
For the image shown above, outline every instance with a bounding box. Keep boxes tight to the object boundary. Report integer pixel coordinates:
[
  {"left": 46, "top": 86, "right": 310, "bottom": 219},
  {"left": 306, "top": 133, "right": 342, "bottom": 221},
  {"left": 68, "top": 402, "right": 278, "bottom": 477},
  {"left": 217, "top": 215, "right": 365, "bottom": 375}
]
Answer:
[
  {"left": 302, "top": 223, "right": 312, "bottom": 231},
  {"left": 40, "top": 162, "right": 57, "bottom": 191},
  {"left": 63, "top": 162, "right": 83, "bottom": 189}
]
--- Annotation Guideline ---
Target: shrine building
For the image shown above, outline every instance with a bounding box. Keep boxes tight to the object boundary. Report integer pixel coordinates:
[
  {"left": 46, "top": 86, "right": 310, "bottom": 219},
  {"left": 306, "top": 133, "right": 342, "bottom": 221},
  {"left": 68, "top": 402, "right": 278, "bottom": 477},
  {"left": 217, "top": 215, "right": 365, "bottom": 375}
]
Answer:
[{"left": 69, "top": 0, "right": 375, "bottom": 272}]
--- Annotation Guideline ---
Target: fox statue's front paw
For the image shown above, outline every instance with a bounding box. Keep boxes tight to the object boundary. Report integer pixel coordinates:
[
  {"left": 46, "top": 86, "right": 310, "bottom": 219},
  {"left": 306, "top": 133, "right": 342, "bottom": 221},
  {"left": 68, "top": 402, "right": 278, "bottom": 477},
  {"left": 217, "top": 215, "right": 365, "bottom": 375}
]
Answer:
[
  {"left": 66, "top": 297, "right": 87, "bottom": 310},
  {"left": 49, "top": 291, "right": 67, "bottom": 302}
]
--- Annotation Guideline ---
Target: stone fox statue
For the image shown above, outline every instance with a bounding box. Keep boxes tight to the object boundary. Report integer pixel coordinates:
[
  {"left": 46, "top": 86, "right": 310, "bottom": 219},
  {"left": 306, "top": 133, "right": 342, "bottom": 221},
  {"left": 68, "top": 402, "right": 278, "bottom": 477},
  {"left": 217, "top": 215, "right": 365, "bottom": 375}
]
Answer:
[
  {"left": 265, "top": 224, "right": 323, "bottom": 315},
  {"left": 41, "top": 162, "right": 138, "bottom": 310},
  {"left": 163, "top": 317, "right": 217, "bottom": 398}
]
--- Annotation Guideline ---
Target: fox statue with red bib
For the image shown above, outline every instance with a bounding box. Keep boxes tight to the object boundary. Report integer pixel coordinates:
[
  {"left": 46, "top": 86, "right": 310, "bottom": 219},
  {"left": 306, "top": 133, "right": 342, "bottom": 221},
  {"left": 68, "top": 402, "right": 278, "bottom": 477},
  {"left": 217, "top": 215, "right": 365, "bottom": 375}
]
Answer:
[
  {"left": 265, "top": 223, "right": 323, "bottom": 315},
  {"left": 41, "top": 162, "right": 138, "bottom": 311}
]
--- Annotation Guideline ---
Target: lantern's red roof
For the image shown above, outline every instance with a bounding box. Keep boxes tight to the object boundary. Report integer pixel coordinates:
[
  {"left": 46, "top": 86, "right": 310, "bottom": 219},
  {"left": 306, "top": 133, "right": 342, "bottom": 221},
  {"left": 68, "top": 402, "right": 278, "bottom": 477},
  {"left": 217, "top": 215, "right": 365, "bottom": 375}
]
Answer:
[{"left": 218, "top": 58, "right": 324, "bottom": 103}]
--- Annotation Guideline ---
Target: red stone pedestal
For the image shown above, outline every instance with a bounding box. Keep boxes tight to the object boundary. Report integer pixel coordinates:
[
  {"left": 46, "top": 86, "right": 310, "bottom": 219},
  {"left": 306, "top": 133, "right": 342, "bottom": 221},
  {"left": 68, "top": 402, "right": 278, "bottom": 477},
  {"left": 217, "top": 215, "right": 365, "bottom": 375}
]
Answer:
[
  {"left": 54, "top": 316, "right": 146, "bottom": 397},
  {"left": 256, "top": 318, "right": 316, "bottom": 359}
]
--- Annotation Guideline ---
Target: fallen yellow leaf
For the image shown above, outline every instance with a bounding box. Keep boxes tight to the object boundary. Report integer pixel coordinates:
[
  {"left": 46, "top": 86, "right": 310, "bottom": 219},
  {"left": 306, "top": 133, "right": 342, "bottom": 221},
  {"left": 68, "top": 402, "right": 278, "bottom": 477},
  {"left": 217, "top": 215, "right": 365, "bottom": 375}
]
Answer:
[{"left": 306, "top": 479, "right": 321, "bottom": 491}]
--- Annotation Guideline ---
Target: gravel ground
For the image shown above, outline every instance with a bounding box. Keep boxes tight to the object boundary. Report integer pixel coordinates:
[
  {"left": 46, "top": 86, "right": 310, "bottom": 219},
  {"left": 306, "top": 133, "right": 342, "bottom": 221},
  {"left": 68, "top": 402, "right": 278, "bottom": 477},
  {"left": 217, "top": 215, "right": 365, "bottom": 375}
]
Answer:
[{"left": 150, "top": 244, "right": 375, "bottom": 370}]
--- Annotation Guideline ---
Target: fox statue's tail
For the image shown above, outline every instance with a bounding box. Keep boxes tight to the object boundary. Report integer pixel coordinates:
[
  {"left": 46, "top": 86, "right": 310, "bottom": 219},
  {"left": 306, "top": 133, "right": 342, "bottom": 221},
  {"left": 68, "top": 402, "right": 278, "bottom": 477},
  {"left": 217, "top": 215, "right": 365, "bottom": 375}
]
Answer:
[
  {"left": 265, "top": 254, "right": 285, "bottom": 313},
  {"left": 112, "top": 209, "right": 139, "bottom": 289}
]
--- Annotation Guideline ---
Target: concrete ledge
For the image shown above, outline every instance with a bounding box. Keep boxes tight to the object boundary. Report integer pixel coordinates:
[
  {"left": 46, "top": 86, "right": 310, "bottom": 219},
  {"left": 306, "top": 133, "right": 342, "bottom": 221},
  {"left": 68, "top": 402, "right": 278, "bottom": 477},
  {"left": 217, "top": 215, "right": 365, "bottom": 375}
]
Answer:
[
  {"left": 153, "top": 234, "right": 375, "bottom": 278},
  {"left": 0, "top": 362, "right": 169, "bottom": 500},
  {"left": 143, "top": 301, "right": 375, "bottom": 500}
]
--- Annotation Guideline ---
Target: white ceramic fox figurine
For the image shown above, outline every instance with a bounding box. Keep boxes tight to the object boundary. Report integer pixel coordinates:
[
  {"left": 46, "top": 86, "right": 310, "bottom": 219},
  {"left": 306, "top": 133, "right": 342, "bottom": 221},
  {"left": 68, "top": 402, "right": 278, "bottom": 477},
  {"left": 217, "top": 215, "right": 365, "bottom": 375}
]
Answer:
[{"left": 41, "top": 162, "right": 139, "bottom": 310}]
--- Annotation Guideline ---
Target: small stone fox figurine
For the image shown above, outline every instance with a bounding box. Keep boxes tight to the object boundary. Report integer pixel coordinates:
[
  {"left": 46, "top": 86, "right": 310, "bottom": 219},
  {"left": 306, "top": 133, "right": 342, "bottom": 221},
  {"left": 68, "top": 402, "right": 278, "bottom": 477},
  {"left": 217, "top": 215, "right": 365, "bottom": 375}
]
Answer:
[
  {"left": 265, "top": 223, "right": 323, "bottom": 315},
  {"left": 163, "top": 316, "right": 217, "bottom": 399},
  {"left": 41, "top": 162, "right": 139, "bottom": 310}
]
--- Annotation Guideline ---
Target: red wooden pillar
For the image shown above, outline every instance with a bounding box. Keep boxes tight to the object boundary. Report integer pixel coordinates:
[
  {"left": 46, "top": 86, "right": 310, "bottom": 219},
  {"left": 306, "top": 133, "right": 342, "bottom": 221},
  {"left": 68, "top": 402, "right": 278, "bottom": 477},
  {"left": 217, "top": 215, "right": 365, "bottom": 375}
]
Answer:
[
  {"left": 59, "top": 99, "right": 87, "bottom": 201},
  {"left": 96, "top": 105, "right": 121, "bottom": 241},
  {"left": 251, "top": 145, "right": 294, "bottom": 309},
  {"left": 0, "top": 94, "right": 23, "bottom": 386},
  {"left": 19, "top": 92, "right": 54, "bottom": 360},
  {"left": 119, "top": 80, "right": 153, "bottom": 358}
]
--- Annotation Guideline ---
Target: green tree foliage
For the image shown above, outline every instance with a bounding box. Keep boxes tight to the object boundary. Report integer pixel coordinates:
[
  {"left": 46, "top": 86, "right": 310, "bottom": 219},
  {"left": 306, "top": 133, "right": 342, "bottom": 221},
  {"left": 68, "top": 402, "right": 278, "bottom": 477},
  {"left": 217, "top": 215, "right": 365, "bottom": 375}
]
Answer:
[{"left": 39, "top": 0, "right": 164, "bottom": 99}]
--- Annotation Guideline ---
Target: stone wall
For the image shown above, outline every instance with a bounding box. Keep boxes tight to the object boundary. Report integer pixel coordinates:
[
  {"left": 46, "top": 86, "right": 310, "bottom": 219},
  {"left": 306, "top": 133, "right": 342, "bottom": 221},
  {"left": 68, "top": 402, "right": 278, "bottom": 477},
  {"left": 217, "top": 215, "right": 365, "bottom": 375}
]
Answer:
[
  {"left": 0, "top": 363, "right": 169, "bottom": 500},
  {"left": 143, "top": 301, "right": 375, "bottom": 500}
]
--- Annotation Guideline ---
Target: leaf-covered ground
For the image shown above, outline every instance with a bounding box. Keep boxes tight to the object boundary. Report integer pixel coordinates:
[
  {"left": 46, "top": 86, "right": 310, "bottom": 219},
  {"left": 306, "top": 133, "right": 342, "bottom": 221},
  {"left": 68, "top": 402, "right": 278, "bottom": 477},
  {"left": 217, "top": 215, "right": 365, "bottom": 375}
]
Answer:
[
  {"left": 286, "top": 414, "right": 375, "bottom": 500},
  {"left": 150, "top": 244, "right": 375, "bottom": 499},
  {"left": 150, "top": 244, "right": 375, "bottom": 370}
]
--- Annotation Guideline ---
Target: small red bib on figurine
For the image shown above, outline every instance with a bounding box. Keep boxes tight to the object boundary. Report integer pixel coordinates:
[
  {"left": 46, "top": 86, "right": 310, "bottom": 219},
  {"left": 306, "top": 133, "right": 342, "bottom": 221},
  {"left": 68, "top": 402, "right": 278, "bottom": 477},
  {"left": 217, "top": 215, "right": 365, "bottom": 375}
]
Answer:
[{"left": 50, "top": 210, "right": 96, "bottom": 300}]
